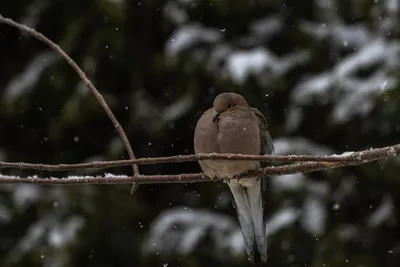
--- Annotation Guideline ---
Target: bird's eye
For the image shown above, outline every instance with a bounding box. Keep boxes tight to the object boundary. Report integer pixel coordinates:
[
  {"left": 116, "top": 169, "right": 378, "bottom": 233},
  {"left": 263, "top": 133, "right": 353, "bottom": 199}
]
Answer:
[{"left": 227, "top": 104, "right": 232, "bottom": 109}]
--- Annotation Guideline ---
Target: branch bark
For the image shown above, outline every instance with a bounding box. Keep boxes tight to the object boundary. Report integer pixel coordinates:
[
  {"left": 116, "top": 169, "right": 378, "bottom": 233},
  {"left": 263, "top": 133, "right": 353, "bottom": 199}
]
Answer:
[
  {"left": 0, "top": 14, "right": 141, "bottom": 193},
  {"left": 0, "top": 144, "right": 398, "bottom": 172},
  {"left": 0, "top": 144, "right": 398, "bottom": 185}
]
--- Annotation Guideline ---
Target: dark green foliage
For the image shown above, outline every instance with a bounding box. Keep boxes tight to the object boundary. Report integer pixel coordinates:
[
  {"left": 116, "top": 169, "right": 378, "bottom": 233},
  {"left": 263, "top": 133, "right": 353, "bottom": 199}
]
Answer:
[{"left": 0, "top": 0, "right": 400, "bottom": 266}]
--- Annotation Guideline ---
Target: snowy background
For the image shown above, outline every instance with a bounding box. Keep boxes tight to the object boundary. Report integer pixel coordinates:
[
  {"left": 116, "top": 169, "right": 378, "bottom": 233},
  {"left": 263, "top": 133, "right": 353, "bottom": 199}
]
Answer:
[{"left": 1, "top": 0, "right": 400, "bottom": 266}]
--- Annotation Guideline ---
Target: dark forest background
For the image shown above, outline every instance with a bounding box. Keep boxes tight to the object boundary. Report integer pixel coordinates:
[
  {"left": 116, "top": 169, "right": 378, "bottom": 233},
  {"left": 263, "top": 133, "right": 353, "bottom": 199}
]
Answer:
[{"left": 1, "top": 0, "right": 400, "bottom": 266}]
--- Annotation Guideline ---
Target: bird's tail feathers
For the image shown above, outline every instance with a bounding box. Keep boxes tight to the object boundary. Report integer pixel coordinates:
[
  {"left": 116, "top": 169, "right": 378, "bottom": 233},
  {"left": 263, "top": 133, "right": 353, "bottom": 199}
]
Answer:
[
  {"left": 228, "top": 181, "right": 267, "bottom": 263},
  {"left": 229, "top": 183, "right": 255, "bottom": 257},
  {"left": 247, "top": 181, "right": 268, "bottom": 262},
  {"left": 253, "top": 250, "right": 267, "bottom": 267}
]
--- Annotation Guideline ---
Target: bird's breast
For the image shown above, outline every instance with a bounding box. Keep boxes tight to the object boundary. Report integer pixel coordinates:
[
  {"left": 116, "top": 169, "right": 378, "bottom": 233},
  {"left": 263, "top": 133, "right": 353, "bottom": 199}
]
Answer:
[
  {"left": 217, "top": 109, "right": 261, "bottom": 155},
  {"left": 193, "top": 106, "right": 262, "bottom": 180}
]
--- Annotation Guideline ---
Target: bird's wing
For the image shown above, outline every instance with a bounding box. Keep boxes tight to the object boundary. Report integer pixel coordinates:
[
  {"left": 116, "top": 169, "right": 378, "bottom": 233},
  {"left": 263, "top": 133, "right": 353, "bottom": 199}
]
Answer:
[
  {"left": 251, "top": 107, "right": 274, "bottom": 161},
  {"left": 250, "top": 107, "right": 273, "bottom": 264}
]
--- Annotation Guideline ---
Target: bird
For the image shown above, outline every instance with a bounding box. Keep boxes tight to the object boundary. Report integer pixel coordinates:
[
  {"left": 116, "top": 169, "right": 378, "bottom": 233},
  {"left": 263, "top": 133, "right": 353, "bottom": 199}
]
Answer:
[{"left": 193, "top": 92, "right": 274, "bottom": 266}]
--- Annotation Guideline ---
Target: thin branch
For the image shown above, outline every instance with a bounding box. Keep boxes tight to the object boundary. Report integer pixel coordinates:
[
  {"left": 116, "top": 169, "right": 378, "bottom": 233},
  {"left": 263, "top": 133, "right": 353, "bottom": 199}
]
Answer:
[
  {"left": 0, "top": 14, "right": 141, "bottom": 192},
  {"left": 0, "top": 144, "right": 398, "bottom": 172},
  {"left": 1, "top": 14, "right": 399, "bottom": 187},
  {"left": 0, "top": 143, "right": 399, "bottom": 185},
  {"left": 0, "top": 154, "right": 386, "bottom": 185}
]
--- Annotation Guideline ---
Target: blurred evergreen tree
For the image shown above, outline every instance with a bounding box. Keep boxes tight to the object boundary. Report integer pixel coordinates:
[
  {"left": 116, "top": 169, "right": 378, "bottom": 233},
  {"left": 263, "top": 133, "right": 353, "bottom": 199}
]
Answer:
[{"left": 0, "top": 0, "right": 399, "bottom": 266}]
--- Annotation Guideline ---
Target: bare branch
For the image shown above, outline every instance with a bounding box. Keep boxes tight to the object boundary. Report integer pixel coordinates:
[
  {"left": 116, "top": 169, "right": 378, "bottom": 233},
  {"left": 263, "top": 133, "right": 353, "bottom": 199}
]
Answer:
[
  {"left": 0, "top": 14, "right": 141, "bottom": 192},
  {"left": 1, "top": 14, "right": 399, "bottom": 187},
  {"left": 0, "top": 143, "right": 398, "bottom": 185},
  {"left": 0, "top": 144, "right": 398, "bottom": 172},
  {"left": 0, "top": 154, "right": 387, "bottom": 185}
]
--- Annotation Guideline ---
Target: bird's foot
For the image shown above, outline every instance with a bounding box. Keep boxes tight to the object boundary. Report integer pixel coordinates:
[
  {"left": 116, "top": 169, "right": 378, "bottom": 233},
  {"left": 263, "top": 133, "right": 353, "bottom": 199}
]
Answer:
[
  {"left": 231, "top": 171, "right": 258, "bottom": 185},
  {"left": 232, "top": 172, "right": 246, "bottom": 182}
]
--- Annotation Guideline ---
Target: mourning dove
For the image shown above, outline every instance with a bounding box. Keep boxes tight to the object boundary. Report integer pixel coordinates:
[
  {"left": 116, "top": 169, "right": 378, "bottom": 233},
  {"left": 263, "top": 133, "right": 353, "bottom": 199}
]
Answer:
[{"left": 194, "top": 92, "right": 273, "bottom": 265}]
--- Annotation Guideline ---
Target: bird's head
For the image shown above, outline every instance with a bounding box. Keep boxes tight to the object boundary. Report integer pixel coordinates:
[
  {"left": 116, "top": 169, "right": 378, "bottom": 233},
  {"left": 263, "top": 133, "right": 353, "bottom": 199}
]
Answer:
[{"left": 212, "top": 92, "right": 248, "bottom": 122}]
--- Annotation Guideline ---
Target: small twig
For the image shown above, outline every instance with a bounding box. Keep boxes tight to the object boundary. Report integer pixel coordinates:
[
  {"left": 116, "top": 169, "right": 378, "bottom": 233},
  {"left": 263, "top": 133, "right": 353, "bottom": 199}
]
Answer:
[
  {"left": 0, "top": 14, "right": 141, "bottom": 193},
  {"left": 0, "top": 144, "right": 398, "bottom": 172}
]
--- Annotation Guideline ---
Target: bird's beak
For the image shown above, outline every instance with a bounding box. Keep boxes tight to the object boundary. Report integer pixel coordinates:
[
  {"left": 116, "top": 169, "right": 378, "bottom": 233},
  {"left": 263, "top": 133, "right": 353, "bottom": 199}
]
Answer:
[{"left": 212, "top": 111, "right": 220, "bottom": 123}]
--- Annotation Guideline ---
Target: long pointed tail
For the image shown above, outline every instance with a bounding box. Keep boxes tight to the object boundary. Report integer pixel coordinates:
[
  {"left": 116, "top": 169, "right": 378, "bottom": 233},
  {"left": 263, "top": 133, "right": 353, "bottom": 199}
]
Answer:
[
  {"left": 247, "top": 180, "right": 268, "bottom": 263},
  {"left": 228, "top": 182, "right": 255, "bottom": 258},
  {"left": 228, "top": 179, "right": 267, "bottom": 263},
  {"left": 253, "top": 250, "right": 267, "bottom": 267}
]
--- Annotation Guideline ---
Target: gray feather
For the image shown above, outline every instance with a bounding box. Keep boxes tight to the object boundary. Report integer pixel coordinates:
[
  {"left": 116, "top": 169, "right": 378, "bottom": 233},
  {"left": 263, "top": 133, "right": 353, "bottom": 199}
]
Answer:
[
  {"left": 252, "top": 107, "right": 274, "bottom": 261},
  {"left": 227, "top": 182, "right": 255, "bottom": 258},
  {"left": 247, "top": 179, "right": 268, "bottom": 262},
  {"left": 228, "top": 178, "right": 268, "bottom": 262}
]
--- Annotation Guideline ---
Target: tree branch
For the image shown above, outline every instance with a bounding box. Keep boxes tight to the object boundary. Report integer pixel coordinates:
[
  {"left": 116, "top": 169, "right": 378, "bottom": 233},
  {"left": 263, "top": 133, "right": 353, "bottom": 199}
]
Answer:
[
  {"left": 0, "top": 14, "right": 141, "bottom": 192},
  {"left": 1, "top": 14, "right": 399, "bottom": 187},
  {"left": 0, "top": 144, "right": 398, "bottom": 172},
  {"left": 0, "top": 152, "right": 392, "bottom": 185},
  {"left": 0, "top": 144, "right": 398, "bottom": 185}
]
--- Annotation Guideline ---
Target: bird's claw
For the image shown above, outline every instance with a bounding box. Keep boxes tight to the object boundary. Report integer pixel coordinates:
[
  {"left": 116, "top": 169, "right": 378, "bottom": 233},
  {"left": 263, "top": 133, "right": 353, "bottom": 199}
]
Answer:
[{"left": 233, "top": 173, "right": 244, "bottom": 182}]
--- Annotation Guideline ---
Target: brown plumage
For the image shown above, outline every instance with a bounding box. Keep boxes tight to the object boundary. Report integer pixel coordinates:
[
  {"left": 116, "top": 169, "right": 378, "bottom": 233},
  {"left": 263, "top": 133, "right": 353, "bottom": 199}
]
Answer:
[{"left": 194, "top": 92, "right": 273, "bottom": 265}]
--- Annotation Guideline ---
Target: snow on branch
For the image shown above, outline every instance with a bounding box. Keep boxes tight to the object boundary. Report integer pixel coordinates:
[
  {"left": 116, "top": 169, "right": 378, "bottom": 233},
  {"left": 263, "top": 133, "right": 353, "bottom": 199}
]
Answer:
[
  {"left": 0, "top": 144, "right": 399, "bottom": 184},
  {"left": 0, "top": 144, "right": 399, "bottom": 173}
]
